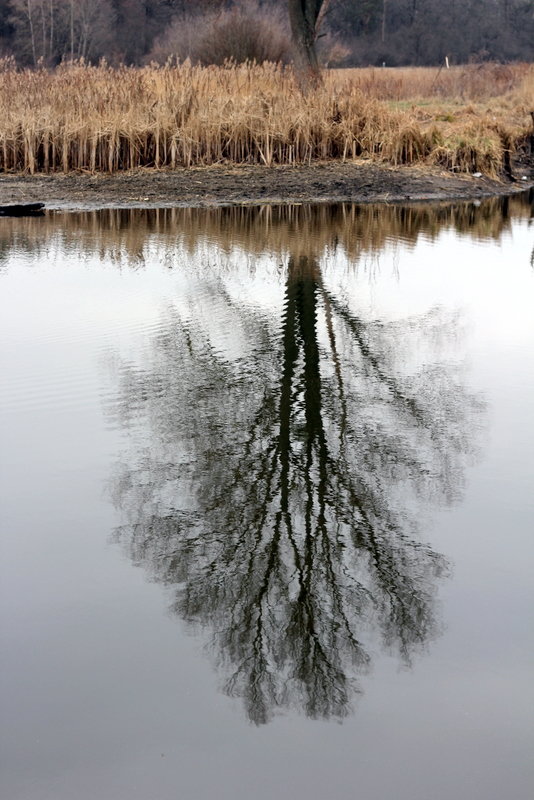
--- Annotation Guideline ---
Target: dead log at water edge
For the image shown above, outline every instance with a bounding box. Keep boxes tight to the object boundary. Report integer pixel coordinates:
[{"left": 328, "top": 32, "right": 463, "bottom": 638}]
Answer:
[{"left": 0, "top": 203, "right": 45, "bottom": 217}]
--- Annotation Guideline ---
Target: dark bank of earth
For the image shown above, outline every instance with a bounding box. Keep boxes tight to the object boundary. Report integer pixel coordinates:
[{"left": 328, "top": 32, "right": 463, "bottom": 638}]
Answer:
[{"left": 1, "top": 159, "right": 533, "bottom": 210}]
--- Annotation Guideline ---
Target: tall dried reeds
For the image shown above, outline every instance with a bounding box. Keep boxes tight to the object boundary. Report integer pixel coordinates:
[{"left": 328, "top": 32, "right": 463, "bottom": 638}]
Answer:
[{"left": 0, "top": 60, "right": 532, "bottom": 176}]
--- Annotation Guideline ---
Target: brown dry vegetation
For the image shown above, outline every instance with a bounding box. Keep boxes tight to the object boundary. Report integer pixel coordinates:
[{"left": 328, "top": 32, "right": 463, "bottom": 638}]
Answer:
[{"left": 0, "top": 60, "right": 532, "bottom": 177}]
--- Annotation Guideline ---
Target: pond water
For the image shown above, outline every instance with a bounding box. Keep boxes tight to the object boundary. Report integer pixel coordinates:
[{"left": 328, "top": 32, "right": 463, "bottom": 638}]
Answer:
[{"left": 1, "top": 196, "right": 533, "bottom": 800}]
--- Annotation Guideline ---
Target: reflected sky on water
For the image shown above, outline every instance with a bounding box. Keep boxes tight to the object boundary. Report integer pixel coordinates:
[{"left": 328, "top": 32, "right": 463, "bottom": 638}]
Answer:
[{"left": 1, "top": 194, "right": 533, "bottom": 800}]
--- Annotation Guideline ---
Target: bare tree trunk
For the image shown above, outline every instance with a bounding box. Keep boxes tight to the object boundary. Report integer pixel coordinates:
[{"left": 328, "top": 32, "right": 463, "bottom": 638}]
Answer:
[
  {"left": 288, "top": 0, "right": 325, "bottom": 90},
  {"left": 49, "top": 0, "right": 54, "bottom": 61},
  {"left": 69, "top": 0, "right": 74, "bottom": 60},
  {"left": 39, "top": 1, "right": 46, "bottom": 61},
  {"left": 26, "top": 0, "right": 37, "bottom": 66},
  {"left": 382, "top": 0, "right": 387, "bottom": 43}
]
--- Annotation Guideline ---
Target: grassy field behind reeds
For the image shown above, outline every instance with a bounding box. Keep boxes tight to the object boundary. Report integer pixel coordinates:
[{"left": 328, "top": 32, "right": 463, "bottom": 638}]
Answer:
[{"left": 0, "top": 60, "right": 532, "bottom": 176}]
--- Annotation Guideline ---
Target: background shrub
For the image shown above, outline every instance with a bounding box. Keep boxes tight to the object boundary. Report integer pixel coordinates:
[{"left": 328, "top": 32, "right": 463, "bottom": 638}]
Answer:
[{"left": 148, "top": 1, "right": 292, "bottom": 66}]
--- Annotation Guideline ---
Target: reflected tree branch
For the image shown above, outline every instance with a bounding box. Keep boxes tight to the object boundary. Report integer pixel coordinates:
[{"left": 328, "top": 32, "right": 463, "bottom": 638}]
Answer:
[{"left": 109, "top": 236, "right": 483, "bottom": 725}]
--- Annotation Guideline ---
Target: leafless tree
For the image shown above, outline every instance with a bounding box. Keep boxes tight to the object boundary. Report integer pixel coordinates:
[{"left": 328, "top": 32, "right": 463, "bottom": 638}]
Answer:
[{"left": 8, "top": 0, "right": 115, "bottom": 64}]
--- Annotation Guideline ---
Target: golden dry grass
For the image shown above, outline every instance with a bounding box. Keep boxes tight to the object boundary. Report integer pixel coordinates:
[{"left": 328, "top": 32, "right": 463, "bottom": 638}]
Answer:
[{"left": 0, "top": 59, "right": 532, "bottom": 176}]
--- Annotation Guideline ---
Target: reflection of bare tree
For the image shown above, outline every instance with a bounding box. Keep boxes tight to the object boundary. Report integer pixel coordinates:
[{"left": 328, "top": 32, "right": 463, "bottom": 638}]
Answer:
[{"left": 110, "top": 233, "right": 483, "bottom": 725}]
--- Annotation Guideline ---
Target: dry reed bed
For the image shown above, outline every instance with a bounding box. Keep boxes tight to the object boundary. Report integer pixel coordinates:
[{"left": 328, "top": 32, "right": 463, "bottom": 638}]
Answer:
[{"left": 0, "top": 60, "right": 532, "bottom": 176}]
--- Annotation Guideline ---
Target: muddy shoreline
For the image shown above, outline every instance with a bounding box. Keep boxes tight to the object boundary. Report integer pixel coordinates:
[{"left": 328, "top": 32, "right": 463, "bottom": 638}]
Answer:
[{"left": 1, "top": 161, "right": 533, "bottom": 210}]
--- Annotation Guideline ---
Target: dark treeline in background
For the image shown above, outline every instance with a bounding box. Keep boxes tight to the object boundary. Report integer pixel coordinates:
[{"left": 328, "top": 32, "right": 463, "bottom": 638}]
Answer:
[{"left": 0, "top": 0, "right": 532, "bottom": 68}]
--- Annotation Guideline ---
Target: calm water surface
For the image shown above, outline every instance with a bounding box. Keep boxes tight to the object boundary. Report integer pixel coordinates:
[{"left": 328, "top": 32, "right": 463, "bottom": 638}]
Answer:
[{"left": 1, "top": 197, "right": 533, "bottom": 800}]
